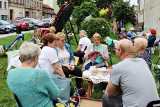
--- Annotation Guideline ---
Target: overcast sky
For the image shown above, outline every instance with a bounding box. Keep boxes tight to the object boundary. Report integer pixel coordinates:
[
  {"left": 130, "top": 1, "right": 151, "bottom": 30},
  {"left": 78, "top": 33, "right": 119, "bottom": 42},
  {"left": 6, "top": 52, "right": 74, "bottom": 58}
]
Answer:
[{"left": 124, "top": 0, "right": 138, "bottom": 5}]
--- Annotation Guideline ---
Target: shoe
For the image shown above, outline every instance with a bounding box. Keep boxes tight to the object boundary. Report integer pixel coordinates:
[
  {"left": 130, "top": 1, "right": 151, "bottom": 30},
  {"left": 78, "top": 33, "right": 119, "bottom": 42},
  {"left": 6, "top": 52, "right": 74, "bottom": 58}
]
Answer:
[{"left": 78, "top": 88, "right": 86, "bottom": 97}]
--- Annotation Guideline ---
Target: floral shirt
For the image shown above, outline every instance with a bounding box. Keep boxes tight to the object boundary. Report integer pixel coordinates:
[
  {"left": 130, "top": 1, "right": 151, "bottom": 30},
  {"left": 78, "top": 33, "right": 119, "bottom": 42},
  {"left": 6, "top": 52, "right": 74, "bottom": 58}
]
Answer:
[{"left": 139, "top": 51, "right": 152, "bottom": 68}]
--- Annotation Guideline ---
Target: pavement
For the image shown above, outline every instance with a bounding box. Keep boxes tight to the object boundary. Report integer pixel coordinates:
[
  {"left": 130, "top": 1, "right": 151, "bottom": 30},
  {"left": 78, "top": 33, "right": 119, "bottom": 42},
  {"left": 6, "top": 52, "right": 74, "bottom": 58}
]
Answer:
[{"left": 0, "top": 30, "right": 33, "bottom": 38}]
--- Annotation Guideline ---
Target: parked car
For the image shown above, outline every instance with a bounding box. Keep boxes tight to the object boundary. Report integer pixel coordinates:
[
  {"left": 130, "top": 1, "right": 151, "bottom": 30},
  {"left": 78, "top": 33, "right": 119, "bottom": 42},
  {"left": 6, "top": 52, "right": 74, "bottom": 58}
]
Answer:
[
  {"left": 22, "top": 18, "right": 47, "bottom": 28},
  {"left": 12, "top": 20, "right": 29, "bottom": 30},
  {"left": 15, "top": 17, "right": 24, "bottom": 20},
  {"left": 0, "top": 25, "right": 10, "bottom": 34},
  {"left": 41, "top": 18, "right": 52, "bottom": 28},
  {"left": 0, "top": 20, "right": 16, "bottom": 32}
]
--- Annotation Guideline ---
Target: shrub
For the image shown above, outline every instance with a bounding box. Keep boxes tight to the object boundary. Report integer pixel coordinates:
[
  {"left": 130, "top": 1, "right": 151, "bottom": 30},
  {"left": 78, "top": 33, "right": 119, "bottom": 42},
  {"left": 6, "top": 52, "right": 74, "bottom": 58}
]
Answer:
[
  {"left": 81, "top": 18, "right": 111, "bottom": 39},
  {"left": 72, "top": 2, "right": 99, "bottom": 27}
]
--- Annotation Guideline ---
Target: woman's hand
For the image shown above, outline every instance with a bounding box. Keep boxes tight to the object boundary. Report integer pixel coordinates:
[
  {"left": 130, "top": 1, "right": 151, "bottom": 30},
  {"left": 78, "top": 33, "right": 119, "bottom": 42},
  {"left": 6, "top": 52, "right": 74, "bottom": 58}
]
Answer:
[
  {"left": 88, "top": 51, "right": 94, "bottom": 56},
  {"left": 106, "top": 66, "right": 112, "bottom": 73},
  {"left": 66, "top": 65, "right": 75, "bottom": 71}
]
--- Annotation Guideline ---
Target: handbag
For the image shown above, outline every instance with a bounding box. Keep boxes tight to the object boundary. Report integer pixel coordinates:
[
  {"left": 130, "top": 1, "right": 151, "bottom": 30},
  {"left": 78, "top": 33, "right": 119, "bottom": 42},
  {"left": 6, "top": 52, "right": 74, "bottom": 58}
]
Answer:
[{"left": 50, "top": 73, "right": 71, "bottom": 103}]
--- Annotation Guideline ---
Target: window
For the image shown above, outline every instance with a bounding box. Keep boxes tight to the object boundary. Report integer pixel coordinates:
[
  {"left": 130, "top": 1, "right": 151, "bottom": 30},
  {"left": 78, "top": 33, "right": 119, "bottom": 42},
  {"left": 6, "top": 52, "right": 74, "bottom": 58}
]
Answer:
[
  {"left": 0, "top": 1, "right": 2, "bottom": 8},
  {"left": 1, "top": 15, "right": 8, "bottom": 21},
  {"left": 4, "top": 2, "right": 7, "bottom": 9}
]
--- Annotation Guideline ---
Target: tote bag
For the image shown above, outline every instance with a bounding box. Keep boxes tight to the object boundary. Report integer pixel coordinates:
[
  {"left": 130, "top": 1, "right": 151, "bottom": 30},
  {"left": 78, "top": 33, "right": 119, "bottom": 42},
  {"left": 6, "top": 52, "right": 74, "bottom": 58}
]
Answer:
[{"left": 50, "top": 74, "right": 71, "bottom": 103}]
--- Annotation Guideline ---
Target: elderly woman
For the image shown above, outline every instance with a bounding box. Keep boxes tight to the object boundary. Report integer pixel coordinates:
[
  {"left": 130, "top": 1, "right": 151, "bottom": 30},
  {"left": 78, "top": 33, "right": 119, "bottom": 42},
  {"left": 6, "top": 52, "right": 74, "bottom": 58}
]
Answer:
[
  {"left": 38, "top": 33, "right": 65, "bottom": 77},
  {"left": 84, "top": 33, "right": 109, "bottom": 70},
  {"left": 55, "top": 32, "right": 83, "bottom": 89},
  {"left": 119, "top": 28, "right": 127, "bottom": 39},
  {"left": 49, "top": 26, "right": 56, "bottom": 34},
  {"left": 74, "top": 30, "right": 91, "bottom": 64},
  {"left": 31, "top": 28, "right": 43, "bottom": 46},
  {"left": 134, "top": 38, "right": 152, "bottom": 68},
  {"left": 147, "top": 29, "right": 157, "bottom": 54},
  {"left": 7, "top": 42, "right": 60, "bottom": 107}
]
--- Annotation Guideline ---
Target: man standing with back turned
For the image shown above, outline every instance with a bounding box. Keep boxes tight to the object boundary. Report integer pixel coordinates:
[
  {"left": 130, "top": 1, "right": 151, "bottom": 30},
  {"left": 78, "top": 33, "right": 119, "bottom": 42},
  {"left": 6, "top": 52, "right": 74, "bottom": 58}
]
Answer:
[{"left": 102, "top": 39, "right": 159, "bottom": 107}]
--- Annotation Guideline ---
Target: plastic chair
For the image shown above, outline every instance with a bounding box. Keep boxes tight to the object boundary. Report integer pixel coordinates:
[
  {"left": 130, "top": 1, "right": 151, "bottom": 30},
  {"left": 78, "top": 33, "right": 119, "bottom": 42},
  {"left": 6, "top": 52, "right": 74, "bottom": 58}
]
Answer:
[{"left": 146, "top": 100, "right": 160, "bottom": 107}]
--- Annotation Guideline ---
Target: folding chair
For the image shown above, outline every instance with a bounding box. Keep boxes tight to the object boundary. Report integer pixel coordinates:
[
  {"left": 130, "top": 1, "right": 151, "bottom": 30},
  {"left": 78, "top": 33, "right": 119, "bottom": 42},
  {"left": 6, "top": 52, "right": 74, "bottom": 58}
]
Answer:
[
  {"left": 13, "top": 93, "right": 22, "bottom": 107},
  {"left": 146, "top": 100, "right": 160, "bottom": 107},
  {"left": 74, "top": 56, "right": 79, "bottom": 66}
]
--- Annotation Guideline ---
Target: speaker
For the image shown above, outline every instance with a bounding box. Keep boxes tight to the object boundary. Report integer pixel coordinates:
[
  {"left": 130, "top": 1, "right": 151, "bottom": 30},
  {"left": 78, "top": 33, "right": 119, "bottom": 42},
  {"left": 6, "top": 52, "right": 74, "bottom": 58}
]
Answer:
[{"left": 54, "top": 4, "right": 74, "bottom": 33}]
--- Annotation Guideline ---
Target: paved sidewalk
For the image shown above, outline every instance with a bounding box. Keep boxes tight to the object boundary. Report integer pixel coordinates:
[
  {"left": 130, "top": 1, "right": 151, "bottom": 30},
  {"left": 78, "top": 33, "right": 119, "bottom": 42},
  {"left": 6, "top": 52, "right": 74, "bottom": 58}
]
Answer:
[{"left": 0, "top": 30, "right": 33, "bottom": 38}]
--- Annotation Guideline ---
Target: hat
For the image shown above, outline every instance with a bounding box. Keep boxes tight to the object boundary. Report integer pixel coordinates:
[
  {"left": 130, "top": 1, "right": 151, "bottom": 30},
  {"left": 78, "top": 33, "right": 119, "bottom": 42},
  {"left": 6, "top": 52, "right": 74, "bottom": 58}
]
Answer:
[{"left": 150, "top": 29, "right": 156, "bottom": 35}]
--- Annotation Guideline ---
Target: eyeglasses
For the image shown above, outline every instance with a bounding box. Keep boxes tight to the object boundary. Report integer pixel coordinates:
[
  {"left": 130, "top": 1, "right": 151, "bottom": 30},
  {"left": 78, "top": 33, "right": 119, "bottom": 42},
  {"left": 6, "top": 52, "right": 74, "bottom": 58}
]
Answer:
[{"left": 114, "top": 48, "right": 120, "bottom": 51}]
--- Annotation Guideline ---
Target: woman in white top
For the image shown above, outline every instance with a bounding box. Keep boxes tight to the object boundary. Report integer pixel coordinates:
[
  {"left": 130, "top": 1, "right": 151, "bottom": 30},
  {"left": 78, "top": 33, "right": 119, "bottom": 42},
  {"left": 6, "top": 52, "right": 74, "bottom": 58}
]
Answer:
[
  {"left": 38, "top": 33, "right": 65, "bottom": 77},
  {"left": 55, "top": 32, "right": 83, "bottom": 89},
  {"left": 73, "top": 30, "right": 91, "bottom": 64}
]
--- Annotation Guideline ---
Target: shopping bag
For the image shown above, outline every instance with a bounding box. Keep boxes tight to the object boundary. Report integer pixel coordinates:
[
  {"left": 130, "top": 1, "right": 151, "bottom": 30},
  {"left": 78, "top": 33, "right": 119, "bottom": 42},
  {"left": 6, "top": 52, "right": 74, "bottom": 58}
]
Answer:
[{"left": 50, "top": 74, "right": 71, "bottom": 103}]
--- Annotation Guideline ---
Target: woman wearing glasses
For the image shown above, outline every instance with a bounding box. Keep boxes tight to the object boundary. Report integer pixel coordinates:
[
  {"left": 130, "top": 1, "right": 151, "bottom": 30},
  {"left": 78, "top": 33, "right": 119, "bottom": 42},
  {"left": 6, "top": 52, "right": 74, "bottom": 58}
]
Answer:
[
  {"left": 55, "top": 32, "right": 83, "bottom": 90},
  {"left": 83, "top": 33, "right": 109, "bottom": 70}
]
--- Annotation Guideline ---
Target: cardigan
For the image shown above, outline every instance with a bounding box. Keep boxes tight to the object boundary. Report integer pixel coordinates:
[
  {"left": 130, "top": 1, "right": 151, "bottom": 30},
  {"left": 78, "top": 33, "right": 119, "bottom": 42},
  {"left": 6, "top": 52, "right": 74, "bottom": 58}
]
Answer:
[
  {"left": 83, "top": 43, "right": 109, "bottom": 69},
  {"left": 7, "top": 68, "right": 60, "bottom": 107}
]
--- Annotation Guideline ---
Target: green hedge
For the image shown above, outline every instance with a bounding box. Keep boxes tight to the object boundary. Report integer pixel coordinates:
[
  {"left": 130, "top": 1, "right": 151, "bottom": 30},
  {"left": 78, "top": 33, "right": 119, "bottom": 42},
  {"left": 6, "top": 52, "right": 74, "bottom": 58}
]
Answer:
[{"left": 81, "top": 18, "right": 111, "bottom": 39}]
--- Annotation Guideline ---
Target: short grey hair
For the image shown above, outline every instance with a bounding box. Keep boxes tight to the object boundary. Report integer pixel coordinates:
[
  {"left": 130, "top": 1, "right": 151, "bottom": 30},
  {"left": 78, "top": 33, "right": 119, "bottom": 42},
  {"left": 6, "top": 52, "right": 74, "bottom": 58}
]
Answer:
[
  {"left": 19, "top": 42, "right": 41, "bottom": 63},
  {"left": 79, "top": 30, "right": 87, "bottom": 37}
]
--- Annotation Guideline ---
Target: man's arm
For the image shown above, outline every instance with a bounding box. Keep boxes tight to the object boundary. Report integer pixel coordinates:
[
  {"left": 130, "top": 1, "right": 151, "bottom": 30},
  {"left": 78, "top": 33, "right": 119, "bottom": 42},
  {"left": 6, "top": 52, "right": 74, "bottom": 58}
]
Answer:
[{"left": 106, "top": 81, "right": 121, "bottom": 97}]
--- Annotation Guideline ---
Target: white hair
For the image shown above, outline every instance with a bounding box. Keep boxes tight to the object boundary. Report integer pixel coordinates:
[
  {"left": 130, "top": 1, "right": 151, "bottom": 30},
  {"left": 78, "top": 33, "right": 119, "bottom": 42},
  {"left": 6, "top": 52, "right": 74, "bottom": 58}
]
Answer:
[
  {"left": 79, "top": 30, "right": 87, "bottom": 37},
  {"left": 19, "top": 42, "right": 41, "bottom": 62}
]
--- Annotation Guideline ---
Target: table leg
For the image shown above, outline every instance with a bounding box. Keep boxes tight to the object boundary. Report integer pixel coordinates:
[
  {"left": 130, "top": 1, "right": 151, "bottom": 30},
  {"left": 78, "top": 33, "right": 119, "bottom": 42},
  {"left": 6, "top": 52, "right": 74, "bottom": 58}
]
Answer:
[{"left": 87, "top": 81, "right": 93, "bottom": 98}]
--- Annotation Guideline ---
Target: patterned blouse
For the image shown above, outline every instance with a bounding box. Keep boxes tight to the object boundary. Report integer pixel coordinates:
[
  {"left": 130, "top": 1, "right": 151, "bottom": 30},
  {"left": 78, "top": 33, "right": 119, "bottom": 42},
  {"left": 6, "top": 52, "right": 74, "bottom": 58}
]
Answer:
[{"left": 139, "top": 51, "right": 152, "bottom": 68}]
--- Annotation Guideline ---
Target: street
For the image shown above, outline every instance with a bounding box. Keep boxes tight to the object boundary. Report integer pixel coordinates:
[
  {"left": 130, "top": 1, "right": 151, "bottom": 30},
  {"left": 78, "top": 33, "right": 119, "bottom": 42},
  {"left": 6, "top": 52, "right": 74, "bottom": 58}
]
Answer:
[{"left": 0, "top": 30, "right": 33, "bottom": 38}]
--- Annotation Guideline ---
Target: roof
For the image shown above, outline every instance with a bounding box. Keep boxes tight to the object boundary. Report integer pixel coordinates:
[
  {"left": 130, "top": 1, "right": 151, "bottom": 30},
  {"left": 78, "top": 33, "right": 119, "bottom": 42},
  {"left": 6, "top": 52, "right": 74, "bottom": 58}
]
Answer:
[{"left": 43, "top": 4, "right": 54, "bottom": 10}]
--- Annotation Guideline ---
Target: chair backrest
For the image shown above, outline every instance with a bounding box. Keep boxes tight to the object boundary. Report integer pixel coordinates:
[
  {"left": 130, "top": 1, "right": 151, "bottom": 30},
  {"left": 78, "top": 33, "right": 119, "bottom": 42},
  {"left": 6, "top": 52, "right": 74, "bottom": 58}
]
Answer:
[
  {"left": 146, "top": 100, "right": 160, "bottom": 107},
  {"left": 74, "top": 56, "right": 79, "bottom": 66},
  {"left": 13, "top": 93, "right": 22, "bottom": 107}
]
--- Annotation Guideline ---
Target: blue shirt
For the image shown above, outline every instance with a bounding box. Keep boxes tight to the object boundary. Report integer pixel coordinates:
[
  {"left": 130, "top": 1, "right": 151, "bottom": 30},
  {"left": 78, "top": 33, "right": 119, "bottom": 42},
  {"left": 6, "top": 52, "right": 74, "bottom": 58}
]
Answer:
[{"left": 94, "top": 45, "right": 102, "bottom": 63}]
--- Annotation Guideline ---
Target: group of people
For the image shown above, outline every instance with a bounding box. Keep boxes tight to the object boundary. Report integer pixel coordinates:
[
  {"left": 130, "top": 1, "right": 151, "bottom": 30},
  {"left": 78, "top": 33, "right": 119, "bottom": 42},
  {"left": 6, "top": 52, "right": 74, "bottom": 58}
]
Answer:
[
  {"left": 119, "top": 27, "right": 157, "bottom": 54},
  {"left": 6, "top": 25, "right": 159, "bottom": 107}
]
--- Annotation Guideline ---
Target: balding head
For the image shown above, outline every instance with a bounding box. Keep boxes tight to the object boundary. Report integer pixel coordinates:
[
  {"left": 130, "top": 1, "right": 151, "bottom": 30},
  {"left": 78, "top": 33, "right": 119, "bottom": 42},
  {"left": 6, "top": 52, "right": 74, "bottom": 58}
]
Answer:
[
  {"left": 117, "top": 39, "right": 134, "bottom": 53},
  {"left": 116, "top": 39, "right": 134, "bottom": 60}
]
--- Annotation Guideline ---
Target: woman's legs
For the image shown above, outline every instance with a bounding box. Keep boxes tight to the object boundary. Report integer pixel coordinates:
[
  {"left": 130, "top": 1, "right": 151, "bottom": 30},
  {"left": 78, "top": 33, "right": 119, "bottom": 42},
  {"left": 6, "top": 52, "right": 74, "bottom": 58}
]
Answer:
[
  {"left": 62, "top": 66, "right": 82, "bottom": 89},
  {"left": 70, "top": 66, "right": 82, "bottom": 89},
  {"left": 62, "top": 66, "right": 70, "bottom": 77},
  {"left": 73, "top": 51, "right": 84, "bottom": 64}
]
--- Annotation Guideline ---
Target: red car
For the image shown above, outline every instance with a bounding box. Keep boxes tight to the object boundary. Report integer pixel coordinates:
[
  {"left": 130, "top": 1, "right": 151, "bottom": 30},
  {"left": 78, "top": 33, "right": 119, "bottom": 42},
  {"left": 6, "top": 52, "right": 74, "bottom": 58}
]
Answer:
[{"left": 12, "top": 20, "right": 29, "bottom": 30}]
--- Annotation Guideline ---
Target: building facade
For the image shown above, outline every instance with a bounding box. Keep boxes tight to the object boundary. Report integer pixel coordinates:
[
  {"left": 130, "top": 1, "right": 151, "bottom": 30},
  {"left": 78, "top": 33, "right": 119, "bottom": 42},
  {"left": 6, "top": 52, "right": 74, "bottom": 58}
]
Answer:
[
  {"left": 42, "top": 4, "right": 54, "bottom": 18},
  {"left": 0, "top": 0, "right": 9, "bottom": 20},
  {"left": 43, "top": 0, "right": 59, "bottom": 14},
  {"left": 138, "top": 0, "right": 160, "bottom": 36},
  {"left": 9, "top": 0, "right": 43, "bottom": 20}
]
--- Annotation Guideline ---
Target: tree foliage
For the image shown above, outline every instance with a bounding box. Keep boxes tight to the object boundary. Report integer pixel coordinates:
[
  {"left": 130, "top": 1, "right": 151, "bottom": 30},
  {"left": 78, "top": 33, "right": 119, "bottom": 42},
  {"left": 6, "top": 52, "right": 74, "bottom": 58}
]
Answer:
[
  {"left": 112, "top": 0, "right": 136, "bottom": 24},
  {"left": 72, "top": 2, "right": 99, "bottom": 27},
  {"left": 81, "top": 18, "right": 111, "bottom": 39}
]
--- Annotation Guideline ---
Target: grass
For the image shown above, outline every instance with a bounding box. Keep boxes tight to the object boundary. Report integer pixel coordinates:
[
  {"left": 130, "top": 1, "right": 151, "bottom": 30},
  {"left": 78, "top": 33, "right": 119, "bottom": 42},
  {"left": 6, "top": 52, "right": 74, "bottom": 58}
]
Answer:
[
  {"left": 0, "top": 32, "right": 160, "bottom": 106},
  {"left": 0, "top": 33, "right": 33, "bottom": 107}
]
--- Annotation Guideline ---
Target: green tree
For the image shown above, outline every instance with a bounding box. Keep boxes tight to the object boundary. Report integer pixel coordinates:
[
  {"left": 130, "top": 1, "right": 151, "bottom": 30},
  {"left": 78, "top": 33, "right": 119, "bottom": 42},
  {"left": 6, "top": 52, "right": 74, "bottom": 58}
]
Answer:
[
  {"left": 72, "top": 1, "right": 99, "bottom": 29},
  {"left": 112, "top": 0, "right": 136, "bottom": 24}
]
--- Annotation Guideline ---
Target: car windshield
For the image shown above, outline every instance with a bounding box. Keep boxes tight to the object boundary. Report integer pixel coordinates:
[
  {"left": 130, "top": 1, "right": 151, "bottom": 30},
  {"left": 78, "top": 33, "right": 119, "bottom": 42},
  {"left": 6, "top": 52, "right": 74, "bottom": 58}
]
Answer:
[
  {"left": 32, "top": 19, "right": 39, "bottom": 23},
  {"left": 0, "top": 20, "right": 10, "bottom": 25}
]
